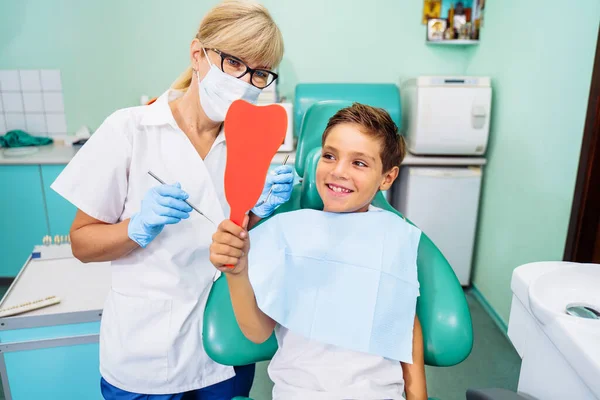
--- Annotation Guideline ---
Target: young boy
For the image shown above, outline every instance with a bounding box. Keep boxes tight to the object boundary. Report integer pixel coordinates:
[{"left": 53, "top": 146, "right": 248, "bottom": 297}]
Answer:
[{"left": 210, "top": 103, "right": 427, "bottom": 400}]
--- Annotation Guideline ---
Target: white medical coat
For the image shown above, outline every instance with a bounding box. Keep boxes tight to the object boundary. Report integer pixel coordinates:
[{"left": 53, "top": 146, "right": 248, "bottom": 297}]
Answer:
[{"left": 51, "top": 90, "right": 235, "bottom": 394}]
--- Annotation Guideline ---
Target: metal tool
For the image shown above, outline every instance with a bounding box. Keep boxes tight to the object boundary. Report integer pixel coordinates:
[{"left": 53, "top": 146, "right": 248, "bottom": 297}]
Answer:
[
  {"left": 147, "top": 171, "right": 215, "bottom": 225},
  {"left": 255, "top": 154, "right": 290, "bottom": 207}
]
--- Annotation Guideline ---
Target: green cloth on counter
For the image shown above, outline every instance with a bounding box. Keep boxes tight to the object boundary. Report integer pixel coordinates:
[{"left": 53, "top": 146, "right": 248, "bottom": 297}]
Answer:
[{"left": 0, "top": 130, "right": 53, "bottom": 148}]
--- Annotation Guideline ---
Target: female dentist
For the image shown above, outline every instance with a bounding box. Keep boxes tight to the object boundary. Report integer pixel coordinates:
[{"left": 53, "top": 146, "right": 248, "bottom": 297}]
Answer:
[{"left": 51, "top": 1, "right": 293, "bottom": 399}]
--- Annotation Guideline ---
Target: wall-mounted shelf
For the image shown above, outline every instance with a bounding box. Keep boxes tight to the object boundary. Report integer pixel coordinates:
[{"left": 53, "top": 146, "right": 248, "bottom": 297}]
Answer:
[{"left": 427, "top": 40, "right": 480, "bottom": 46}]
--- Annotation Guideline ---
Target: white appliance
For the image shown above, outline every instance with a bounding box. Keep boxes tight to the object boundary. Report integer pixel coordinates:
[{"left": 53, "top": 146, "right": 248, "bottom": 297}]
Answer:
[
  {"left": 274, "top": 102, "right": 294, "bottom": 152},
  {"left": 392, "top": 166, "right": 482, "bottom": 286},
  {"left": 508, "top": 261, "right": 600, "bottom": 399},
  {"left": 401, "top": 76, "right": 492, "bottom": 155}
]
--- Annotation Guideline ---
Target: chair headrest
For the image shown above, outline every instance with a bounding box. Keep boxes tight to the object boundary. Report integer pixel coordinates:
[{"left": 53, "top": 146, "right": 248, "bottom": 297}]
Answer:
[
  {"left": 295, "top": 100, "right": 352, "bottom": 177},
  {"left": 293, "top": 83, "right": 402, "bottom": 136}
]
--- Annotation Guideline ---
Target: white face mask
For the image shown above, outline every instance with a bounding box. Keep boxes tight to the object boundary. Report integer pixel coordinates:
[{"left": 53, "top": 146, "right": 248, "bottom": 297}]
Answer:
[{"left": 197, "top": 49, "right": 262, "bottom": 122}]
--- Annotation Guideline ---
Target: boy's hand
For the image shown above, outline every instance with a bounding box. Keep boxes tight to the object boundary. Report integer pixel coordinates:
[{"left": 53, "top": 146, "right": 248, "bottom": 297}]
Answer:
[{"left": 210, "top": 215, "right": 250, "bottom": 275}]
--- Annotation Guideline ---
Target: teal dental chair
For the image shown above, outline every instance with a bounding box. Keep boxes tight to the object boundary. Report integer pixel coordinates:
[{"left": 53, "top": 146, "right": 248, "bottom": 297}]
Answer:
[{"left": 203, "top": 85, "right": 474, "bottom": 399}]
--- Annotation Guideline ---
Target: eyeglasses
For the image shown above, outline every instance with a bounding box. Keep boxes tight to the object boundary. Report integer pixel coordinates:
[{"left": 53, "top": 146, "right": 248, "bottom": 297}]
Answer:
[{"left": 209, "top": 48, "right": 278, "bottom": 89}]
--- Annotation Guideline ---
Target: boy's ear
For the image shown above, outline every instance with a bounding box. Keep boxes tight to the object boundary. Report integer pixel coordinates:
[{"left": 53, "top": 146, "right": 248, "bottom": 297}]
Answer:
[{"left": 379, "top": 166, "right": 399, "bottom": 192}]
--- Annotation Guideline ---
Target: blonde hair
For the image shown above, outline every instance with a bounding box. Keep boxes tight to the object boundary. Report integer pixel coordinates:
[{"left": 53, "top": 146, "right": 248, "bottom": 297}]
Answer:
[{"left": 172, "top": 0, "right": 284, "bottom": 91}]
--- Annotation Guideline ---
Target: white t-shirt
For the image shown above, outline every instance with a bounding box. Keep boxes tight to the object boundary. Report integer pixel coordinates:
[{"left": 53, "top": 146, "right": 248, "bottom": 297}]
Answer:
[
  {"left": 269, "top": 325, "right": 405, "bottom": 400},
  {"left": 266, "top": 205, "right": 406, "bottom": 400}
]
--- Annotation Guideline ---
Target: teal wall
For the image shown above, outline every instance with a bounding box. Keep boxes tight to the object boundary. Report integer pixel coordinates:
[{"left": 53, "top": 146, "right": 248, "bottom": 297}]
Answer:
[
  {"left": 466, "top": 0, "right": 600, "bottom": 322},
  {"left": 0, "top": 0, "right": 469, "bottom": 133}
]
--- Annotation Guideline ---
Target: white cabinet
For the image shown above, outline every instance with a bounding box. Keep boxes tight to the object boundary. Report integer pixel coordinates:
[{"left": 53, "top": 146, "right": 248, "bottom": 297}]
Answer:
[{"left": 392, "top": 166, "right": 482, "bottom": 286}]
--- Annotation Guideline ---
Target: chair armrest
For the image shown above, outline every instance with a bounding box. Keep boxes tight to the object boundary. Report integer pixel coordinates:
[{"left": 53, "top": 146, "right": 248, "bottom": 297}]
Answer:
[{"left": 203, "top": 275, "right": 278, "bottom": 366}]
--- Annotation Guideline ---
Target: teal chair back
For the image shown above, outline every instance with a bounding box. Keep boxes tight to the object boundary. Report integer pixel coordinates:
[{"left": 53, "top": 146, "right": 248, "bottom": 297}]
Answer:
[
  {"left": 293, "top": 83, "right": 402, "bottom": 136},
  {"left": 203, "top": 97, "right": 473, "bottom": 369},
  {"left": 294, "top": 100, "right": 352, "bottom": 178}
]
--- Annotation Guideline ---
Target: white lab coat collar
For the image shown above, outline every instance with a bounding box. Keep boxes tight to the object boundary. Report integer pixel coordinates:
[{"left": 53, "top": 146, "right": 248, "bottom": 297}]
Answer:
[
  {"left": 140, "top": 89, "right": 226, "bottom": 147},
  {"left": 140, "top": 89, "right": 181, "bottom": 129}
]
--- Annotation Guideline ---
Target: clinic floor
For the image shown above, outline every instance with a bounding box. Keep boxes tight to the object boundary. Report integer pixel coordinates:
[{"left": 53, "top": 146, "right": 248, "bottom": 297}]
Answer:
[
  {"left": 249, "top": 289, "right": 522, "bottom": 400},
  {"left": 0, "top": 288, "right": 520, "bottom": 400}
]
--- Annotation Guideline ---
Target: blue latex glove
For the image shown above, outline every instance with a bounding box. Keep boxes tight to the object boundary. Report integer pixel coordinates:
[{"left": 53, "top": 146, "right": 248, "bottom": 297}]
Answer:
[
  {"left": 251, "top": 165, "right": 294, "bottom": 218},
  {"left": 128, "top": 183, "right": 192, "bottom": 248}
]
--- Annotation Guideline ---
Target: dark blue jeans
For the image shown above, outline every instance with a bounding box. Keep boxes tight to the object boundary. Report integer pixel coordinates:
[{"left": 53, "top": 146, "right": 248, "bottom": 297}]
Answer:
[{"left": 101, "top": 364, "right": 256, "bottom": 400}]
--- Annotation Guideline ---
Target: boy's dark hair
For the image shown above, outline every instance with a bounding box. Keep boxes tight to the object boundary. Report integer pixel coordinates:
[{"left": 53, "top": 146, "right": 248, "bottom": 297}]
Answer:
[{"left": 321, "top": 103, "right": 406, "bottom": 172}]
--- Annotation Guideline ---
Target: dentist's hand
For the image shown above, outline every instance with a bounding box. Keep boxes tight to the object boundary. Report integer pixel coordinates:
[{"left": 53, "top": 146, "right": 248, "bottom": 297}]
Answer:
[
  {"left": 128, "top": 183, "right": 192, "bottom": 248},
  {"left": 251, "top": 165, "right": 294, "bottom": 218}
]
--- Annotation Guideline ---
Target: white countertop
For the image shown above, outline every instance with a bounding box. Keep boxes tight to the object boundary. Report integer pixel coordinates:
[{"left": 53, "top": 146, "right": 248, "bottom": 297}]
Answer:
[
  {"left": 0, "top": 250, "right": 111, "bottom": 318},
  {"left": 0, "top": 144, "right": 486, "bottom": 167},
  {"left": 0, "top": 144, "right": 79, "bottom": 165}
]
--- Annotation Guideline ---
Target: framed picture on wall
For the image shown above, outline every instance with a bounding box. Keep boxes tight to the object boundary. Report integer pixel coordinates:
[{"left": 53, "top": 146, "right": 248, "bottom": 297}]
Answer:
[
  {"left": 422, "top": 0, "right": 442, "bottom": 24},
  {"left": 427, "top": 18, "right": 447, "bottom": 41}
]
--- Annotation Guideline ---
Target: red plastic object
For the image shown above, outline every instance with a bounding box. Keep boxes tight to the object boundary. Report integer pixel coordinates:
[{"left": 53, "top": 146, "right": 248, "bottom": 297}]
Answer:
[{"left": 224, "top": 100, "right": 287, "bottom": 226}]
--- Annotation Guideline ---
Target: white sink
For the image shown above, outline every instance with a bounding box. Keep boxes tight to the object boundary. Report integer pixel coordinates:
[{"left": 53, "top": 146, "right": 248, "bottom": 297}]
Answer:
[
  {"left": 509, "top": 261, "right": 600, "bottom": 399},
  {"left": 529, "top": 263, "right": 600, "bottom": 326}
]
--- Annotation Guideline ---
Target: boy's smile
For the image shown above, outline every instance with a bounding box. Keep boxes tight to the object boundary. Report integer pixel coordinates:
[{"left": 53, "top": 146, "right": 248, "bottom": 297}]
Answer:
[
  {"left": 325, "top": 183, "right": 353, "bottom": 196},
  {"left": 316, "top": 123, "right": 398, "bottom": 213}
]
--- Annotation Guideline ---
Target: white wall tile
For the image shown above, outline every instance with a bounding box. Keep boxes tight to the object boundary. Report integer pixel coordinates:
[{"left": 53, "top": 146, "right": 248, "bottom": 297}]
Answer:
[
  {"left": 43, "top": 92, "right": 64, "bottom": 112},
  {"left": 5, "top": 113, "right": 26, "bottom": 131},
  {"left": 25, "top": 114, "right": 48, "bottom": 135},
  {"left": 1, "top": 69, "right": 67, "bottom": 137},
  {"left": 46, "top": 113, "right": 67, "bottom": 134},
  {"left": 0, "top": 70, "right": 20, "bottom": 91},
  {"left": 2, "top": 92, "right": 24, "bottom": 112},
  {"left": 40, "top": 70, "right": 62, "bottom": 91},
  {"left": 19, "top": 70, "right": 42, "bottom": 92},
  {"left": 23, "top": 92, "right": 45, "bottom": 112}
]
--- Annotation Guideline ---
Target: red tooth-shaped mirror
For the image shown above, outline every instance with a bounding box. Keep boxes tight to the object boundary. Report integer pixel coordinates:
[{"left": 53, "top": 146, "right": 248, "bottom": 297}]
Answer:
[{"left": 223, "top": 100, "right": 288, "bottom": 227}]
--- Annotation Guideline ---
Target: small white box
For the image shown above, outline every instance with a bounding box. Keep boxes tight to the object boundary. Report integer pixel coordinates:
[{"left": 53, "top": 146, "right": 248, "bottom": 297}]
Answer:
[{"left": 275, "top": 102, "right": 294, "bottom": 152}]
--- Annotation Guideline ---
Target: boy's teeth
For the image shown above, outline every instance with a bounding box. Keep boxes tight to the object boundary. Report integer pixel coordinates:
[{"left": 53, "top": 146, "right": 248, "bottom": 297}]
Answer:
[{"left": 329, "top": 185, "right": 350, "bottom": 193}]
